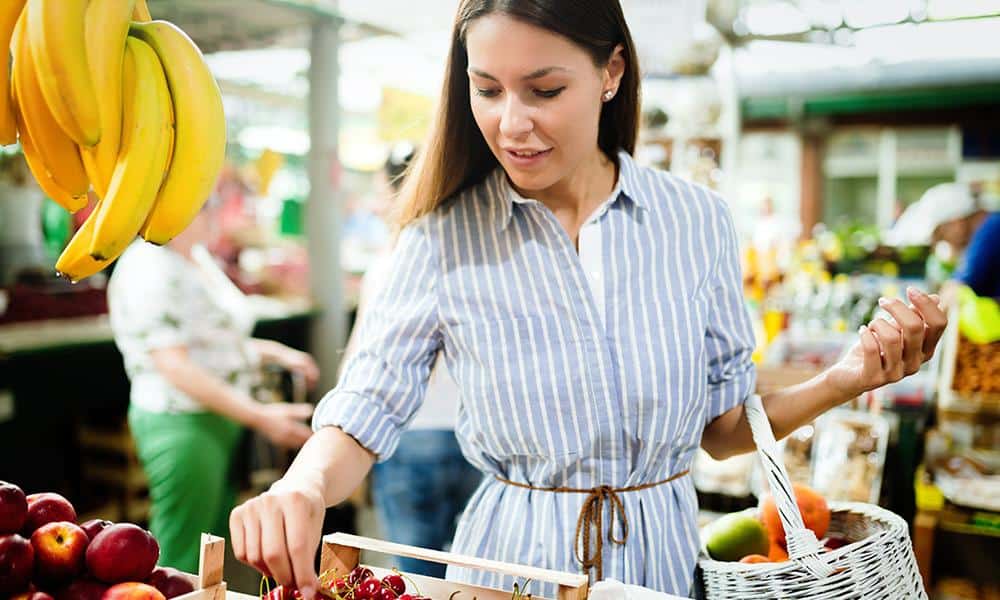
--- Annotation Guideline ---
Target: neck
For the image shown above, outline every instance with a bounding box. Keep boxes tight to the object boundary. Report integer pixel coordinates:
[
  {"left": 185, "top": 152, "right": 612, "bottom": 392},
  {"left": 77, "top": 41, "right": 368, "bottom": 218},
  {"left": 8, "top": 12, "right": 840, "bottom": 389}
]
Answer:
[{"left": 516, "top": 149, "right": 617, "bottom": 217}]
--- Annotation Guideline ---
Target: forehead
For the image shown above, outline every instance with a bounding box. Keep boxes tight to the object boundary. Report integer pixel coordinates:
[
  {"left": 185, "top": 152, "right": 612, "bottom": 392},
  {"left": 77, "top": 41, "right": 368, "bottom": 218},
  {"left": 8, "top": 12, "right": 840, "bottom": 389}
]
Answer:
[{"left": 464, "top": 13, "right": 593, "bottom": 77}]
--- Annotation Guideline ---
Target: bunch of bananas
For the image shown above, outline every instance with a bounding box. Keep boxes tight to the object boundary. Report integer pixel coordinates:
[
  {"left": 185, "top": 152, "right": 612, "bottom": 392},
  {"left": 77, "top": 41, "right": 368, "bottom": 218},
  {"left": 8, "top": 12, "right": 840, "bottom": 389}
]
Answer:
[{"left": 0, "top": 0, "right": 226, "bottom": 282}]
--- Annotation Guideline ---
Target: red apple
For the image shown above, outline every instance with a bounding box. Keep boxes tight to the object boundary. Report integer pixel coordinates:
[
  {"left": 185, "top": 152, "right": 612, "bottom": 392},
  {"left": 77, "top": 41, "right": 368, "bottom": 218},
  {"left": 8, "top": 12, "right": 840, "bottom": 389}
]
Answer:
[
  {"left": 102, "top": 582, "right": 165, "bottom": 600},
  {"left": 13, "top": 592, "right": 55, "bottom": 600},
  {"left": 31, "top": 521, "right": 88, "bottom": 584},
  {"left": 0, "top": 482, "right": 28, "bottom": 534},
  {"left": 78, "top": 520, "right": 112, "bottom": 543},
  {"left": 145, "top": 566, "right": 195, "bottom": 599},
  {"left": 24, "top": 494, "right": 77, "bottom": 536},
  {"left": 54, "top": 579, "right": 109, "bottom": 600},
  {"left": 85, "top": 524, "right": 159, "bottom": 583},
  {"left": 0, "top": 533, "right": 35, "bottom": 596}
]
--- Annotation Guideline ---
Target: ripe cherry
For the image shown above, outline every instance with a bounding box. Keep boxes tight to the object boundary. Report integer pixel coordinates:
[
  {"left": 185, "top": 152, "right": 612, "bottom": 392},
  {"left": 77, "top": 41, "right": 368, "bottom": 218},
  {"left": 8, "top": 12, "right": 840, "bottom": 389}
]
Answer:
[
  {"left": 382, "top": 574, "right": 406, "bottom": 595},
  {"left": 349, "top": 566, "right": 374, "bottom": 585},
  {"left": 377, "top": 588, "right": 398, "bottom": 600},
  {"left": 357, "top": 577, "right": 382, "bottom": 597}
]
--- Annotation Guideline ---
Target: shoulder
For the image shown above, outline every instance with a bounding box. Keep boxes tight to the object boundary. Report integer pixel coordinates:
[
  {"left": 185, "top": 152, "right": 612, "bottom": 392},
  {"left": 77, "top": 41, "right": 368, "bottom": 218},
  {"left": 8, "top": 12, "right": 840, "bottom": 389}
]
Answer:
[
  {"left": 619, "top": 151, "right": 730, "bottom": 220},
  {"left": 108, "top": 242, "right": 185, "bottom": 298},
  {"left": 438, "top": 170, "right": 506, "bottom": 223}
]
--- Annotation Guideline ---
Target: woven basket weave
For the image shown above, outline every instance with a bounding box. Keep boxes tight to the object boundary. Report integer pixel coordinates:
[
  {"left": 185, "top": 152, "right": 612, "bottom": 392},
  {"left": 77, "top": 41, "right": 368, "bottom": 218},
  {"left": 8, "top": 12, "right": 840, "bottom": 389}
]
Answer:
[{"left": 698, "top": 395, "right": 926, "bottom": 599}]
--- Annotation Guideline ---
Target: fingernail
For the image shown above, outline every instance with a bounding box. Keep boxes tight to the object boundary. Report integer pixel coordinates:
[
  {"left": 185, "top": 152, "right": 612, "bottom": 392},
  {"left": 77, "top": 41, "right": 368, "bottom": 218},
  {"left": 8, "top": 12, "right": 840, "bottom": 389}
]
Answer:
[
  {"left": 858, "top": 325, "right": 866, "bottom": 334},
  {"left": 878, "top": 297, "right": 889, "bottom": 306},
  {"left": 301, "top": 585, "right": 315, "bottom": 599}
]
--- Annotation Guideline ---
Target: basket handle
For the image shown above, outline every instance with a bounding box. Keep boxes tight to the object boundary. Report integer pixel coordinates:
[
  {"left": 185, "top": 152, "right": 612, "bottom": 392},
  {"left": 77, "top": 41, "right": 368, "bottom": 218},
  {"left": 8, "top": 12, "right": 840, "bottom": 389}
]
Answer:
[{"left": 745, "top": 395, "right": 835, "bottom": 578}]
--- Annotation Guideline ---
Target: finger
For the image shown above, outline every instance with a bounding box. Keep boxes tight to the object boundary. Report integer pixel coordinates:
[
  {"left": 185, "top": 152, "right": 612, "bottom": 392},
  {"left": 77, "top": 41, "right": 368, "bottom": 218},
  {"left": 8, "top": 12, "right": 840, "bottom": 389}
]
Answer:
[
  {"left": 870, "top": 318, "right": 904, "bottom": 377},
  {"left": 284, "top": 497, "right": 321, "bottom": 599},
  {"left": 878, "top": 297, "right": 924, "bottom": 372},
  {"left": 243, "top": 503, "right": 271, "bottom": 579},
  {"left": 907, "top": 287, "right": 948, "bottom": 356},
  {"left": 858, "top": 325, "right": 883, "bottom": 382},
  {"left": 260, "top": 505, "right": 295, "bottom": 587},
  {"left": 288, "top": 403, "right": 315, "bottom": 420},
  {"left": 230, "top": 505, "right": 247, "bottom": 563}
]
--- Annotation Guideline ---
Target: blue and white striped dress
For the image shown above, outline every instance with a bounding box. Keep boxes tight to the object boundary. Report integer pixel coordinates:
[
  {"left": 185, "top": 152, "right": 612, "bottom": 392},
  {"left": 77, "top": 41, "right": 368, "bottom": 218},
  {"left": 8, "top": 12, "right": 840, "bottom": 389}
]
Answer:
[{"left": 313, "top": 150, "right": 756, "bottom": 597}]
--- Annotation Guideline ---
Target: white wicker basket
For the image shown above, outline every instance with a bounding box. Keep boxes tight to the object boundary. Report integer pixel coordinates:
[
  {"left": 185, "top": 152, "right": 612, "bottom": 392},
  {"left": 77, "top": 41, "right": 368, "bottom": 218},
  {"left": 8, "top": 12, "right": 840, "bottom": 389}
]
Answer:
[{"left": 698, "top": 395, "right": 927, "bottom": 599}]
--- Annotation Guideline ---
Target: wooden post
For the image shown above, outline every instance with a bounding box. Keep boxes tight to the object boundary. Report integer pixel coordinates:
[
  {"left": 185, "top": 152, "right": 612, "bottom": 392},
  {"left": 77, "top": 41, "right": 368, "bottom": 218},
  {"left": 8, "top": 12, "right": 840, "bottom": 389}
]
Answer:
[{"left": 800, "top": 132, "right": 823, "bottom": 239}]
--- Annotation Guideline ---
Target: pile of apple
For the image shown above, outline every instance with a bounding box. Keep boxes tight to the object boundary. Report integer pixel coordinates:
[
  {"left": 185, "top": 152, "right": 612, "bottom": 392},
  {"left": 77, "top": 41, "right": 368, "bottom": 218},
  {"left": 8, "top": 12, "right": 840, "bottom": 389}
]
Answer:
[{"left": 0, "top": 481, "right": 195, "bottom": 600}]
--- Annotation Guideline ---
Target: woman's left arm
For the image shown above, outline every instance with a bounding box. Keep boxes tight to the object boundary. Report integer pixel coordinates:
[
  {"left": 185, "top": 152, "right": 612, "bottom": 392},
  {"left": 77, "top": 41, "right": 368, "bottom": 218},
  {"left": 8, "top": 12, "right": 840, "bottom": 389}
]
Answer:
[{"left": 702, "top": 288, "right": 948, "bottom": 460}]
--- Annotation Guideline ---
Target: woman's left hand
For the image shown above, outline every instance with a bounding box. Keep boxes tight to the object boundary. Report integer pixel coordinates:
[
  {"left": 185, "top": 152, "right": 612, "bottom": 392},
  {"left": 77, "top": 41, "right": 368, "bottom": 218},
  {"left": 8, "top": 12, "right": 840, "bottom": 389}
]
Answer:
[{"left": 825, "top": 287, "right": 948, "bottom": 399}]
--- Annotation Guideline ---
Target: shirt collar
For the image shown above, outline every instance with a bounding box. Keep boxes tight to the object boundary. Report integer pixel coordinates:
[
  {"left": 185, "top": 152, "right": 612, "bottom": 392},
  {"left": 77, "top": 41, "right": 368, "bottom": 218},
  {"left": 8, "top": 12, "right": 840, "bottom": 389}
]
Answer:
[{"left": 495, "top": 150, "right": 649, "bottom": 231}]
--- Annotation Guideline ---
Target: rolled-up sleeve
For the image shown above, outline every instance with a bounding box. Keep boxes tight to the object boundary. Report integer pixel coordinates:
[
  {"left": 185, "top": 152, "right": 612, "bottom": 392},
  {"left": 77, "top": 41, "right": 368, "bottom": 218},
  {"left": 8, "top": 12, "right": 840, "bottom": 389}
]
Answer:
[
  {"left": 704, "top": 199, "right": 757, "bottom": 424},
  {"left": 312, "top": 220, "right": 442, "bottom": 460}
]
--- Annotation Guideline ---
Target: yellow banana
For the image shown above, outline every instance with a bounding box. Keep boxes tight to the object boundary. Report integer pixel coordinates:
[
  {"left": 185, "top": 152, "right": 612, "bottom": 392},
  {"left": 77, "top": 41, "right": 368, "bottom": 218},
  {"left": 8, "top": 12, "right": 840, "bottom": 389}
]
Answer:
[
  {"left": 89, "top": 36, "right": 173, "bottom": 262},
  {"left": 11, "top": 14, "right": 90, "bottom": 198},
  {"left": 25, "top": 0, "right": 101, "bottom": 147},
  {"left": 133, "top": 0, "right": 151, "bottom": 20},
  {"left": 12, "top": 97, "right": 88, "bottom": 213},
  {"left": 130, "top": 20, "right": 226, "bottom": 245},
  {"left": 80, "top": 0, "right": 135, "bottom": 198},
  {"left": 55, "top": 202, "right": 116, "bottom": 282},
  {"left": 0, "top": 0, "right": 27, "bottom": 145}
]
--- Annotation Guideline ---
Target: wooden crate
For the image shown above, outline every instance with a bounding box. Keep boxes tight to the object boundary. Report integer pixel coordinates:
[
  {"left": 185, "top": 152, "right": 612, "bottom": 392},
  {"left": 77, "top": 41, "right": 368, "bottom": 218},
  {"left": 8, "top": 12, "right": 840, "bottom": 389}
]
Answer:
[
  {"left": 320, "top": 533, "right": 588, "bottom": 600},
  {"left": 175, "top": 533, "right": 227, "bottom": 600}
]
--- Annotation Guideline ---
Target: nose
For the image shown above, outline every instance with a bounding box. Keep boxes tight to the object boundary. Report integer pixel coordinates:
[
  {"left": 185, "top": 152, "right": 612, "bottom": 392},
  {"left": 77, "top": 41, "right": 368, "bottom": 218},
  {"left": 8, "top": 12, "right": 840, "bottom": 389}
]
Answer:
[{"left": 498, "top": 94, "right": 532, "bottom": 140}]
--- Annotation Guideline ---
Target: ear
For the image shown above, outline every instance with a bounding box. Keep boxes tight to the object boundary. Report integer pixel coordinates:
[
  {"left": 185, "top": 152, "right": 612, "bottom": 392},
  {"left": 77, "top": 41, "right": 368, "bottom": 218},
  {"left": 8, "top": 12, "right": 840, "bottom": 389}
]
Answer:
[{"left": 603, "top": 44, "right": 626, "bottom": 93}]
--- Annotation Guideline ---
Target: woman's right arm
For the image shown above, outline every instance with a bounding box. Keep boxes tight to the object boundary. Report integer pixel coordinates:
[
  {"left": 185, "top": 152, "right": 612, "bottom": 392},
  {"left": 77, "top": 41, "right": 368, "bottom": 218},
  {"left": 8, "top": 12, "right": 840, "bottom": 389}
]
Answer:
[{"left": 230, "top": 426, "right": 374, "bottom": 600}]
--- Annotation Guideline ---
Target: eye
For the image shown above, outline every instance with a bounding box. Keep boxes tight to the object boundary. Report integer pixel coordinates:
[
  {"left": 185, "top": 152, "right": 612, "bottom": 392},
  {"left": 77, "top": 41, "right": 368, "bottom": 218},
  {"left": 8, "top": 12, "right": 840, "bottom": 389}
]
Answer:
[
  {"left": 534, "top": 86, "right": 565, "bottom": 98},
  {"left": 474, "top": 87, "right": 500, "bottom": 98}
]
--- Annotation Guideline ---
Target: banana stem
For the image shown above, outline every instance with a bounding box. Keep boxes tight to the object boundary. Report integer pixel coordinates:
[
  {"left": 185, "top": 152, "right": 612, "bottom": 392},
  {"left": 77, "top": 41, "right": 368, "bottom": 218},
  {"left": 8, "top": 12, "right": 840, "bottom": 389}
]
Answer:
[{"left": 133, "top": 0, "right": 151, "bottom": 20}]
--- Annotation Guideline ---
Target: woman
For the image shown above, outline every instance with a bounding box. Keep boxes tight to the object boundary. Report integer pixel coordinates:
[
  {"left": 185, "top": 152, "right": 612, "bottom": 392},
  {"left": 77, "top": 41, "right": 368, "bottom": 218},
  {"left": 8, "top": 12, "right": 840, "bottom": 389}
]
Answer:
[
  {"left": 107, "top": 200, "right": 318, "bottom": 573},
  {"left": 229, "top": 1, "right": 947, "bottom": 597}
]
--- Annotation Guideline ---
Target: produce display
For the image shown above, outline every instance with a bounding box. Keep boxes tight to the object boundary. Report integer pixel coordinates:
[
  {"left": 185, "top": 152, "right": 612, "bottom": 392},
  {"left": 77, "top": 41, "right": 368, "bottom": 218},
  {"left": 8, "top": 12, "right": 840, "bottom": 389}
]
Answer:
[
  {"left": 0, "top": 480, "right": 195, "bottom": 599},
  {"left": 0, "top": 0, "right": 226, "bottom": 282},
  {"left": 265, "top": 567, "right": 430, "bottom": 600},
  {"left": 952, "top": 335, "right": 1000, "bottom": 396}
]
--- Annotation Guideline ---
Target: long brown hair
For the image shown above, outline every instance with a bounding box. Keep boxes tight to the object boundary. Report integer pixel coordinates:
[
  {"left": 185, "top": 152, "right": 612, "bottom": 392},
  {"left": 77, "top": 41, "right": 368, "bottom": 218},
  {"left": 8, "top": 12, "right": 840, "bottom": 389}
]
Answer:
[{"left": 394, "top": 0, "right": 641, "bottom": 229}]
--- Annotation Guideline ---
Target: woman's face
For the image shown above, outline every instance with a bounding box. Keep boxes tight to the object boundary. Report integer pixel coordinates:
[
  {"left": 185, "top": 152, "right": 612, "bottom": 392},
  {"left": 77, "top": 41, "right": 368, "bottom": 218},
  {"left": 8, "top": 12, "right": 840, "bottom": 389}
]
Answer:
[{"left": 464, "top": 13, "right": 623, "bottom": 195}]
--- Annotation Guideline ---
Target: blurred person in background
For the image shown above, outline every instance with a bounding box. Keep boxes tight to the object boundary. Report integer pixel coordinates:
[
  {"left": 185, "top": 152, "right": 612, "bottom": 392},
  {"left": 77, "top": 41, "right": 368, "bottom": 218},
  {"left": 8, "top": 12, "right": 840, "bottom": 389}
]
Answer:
[
  {"left": 890, "top": 182, "right": 998, "bottom": 298},
  {"left": 939, "top": 182, "right": 998, "bottom": 298},
  {"left": 107, "top": 197, "right": 319, "bottom": 572},
  {"left": 341, "top": 142, "right": 480, "bottom": 577}
]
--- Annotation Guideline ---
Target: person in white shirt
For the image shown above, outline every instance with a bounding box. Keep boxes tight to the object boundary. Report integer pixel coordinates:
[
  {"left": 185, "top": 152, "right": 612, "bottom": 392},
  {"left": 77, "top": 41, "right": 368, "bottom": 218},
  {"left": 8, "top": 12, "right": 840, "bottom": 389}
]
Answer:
[{"left": 107, "top": 199, "right": 318, "bottom": 573}]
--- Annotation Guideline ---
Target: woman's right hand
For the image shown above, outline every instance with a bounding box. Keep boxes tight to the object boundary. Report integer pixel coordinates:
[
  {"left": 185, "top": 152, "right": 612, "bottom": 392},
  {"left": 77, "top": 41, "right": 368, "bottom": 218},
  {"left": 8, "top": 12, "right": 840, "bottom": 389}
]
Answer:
[
  {"left": 253, "top": 402, "right": 315, "bottom": 449},
  {"left": 230, "top": 480, "right": 326, "bottom": 599}
]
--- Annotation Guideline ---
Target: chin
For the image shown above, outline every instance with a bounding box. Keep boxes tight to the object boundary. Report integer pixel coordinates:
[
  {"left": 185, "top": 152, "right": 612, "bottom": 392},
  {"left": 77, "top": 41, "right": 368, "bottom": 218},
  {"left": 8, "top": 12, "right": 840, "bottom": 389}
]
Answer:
[{"left": 503, "top": 167, "right": 559, "bottom": 196}]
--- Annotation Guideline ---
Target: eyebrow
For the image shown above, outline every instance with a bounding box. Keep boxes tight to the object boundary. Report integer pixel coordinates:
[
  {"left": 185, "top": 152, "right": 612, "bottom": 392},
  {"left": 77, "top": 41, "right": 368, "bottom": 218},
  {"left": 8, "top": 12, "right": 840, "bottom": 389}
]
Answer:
[{"left": 467, "top": 66, "right": 568, "bottom": 81}]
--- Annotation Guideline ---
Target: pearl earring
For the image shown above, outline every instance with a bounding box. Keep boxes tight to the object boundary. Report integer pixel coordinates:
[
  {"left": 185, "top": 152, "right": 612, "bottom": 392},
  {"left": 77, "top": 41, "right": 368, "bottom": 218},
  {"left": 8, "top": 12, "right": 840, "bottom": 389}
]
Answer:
[{"left": 603, "top": 90, "right": 615, "bottom": 101}]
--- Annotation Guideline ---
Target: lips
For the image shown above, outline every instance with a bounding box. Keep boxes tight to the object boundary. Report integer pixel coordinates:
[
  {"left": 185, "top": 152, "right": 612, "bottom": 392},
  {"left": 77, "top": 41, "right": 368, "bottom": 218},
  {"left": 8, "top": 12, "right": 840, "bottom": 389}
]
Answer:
[
  {"left": 507, "top": 148, "right": 549, "bottom": 157},
  {"left": 503, "top": 147, "right": 553, "bottom": 167}
]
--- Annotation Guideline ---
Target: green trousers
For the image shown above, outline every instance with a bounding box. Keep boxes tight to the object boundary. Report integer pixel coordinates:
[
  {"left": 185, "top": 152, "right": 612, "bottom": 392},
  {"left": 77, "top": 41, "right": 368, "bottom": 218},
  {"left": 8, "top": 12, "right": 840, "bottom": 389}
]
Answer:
[{"left": 128, "top": 405, "right": 243, "bottom": 573}]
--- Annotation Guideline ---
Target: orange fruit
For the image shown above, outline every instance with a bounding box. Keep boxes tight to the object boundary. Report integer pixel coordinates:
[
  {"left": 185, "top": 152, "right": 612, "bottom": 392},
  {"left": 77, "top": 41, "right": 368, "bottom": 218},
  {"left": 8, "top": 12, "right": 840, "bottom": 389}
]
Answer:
[
  {"left": 768, "top": 542, "right": 789, "bottom": 562},
  {"left": 760, "top": 484, "right": 830, "bottom": 546},
  {"left": 739, "top": 554, "right": 771, "bottom": 564}
]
